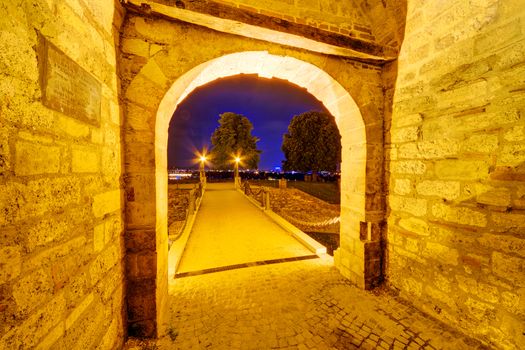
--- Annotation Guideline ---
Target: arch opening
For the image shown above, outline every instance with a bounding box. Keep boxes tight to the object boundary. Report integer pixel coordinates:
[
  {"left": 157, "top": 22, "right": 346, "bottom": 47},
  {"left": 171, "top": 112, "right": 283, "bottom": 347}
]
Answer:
[{"left": 124, "top": 51, "right": 383, "bottom": 337}]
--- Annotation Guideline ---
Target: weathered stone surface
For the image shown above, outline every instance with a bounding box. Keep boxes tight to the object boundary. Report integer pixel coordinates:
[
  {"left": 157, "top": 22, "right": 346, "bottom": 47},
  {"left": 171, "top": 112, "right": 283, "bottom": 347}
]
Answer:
[
  {"left": 416, "top": 180, "right": 460, "bottom": 200},
  {"left": 390, "top": 160, "right": 426, "bottom": 174},
  {"left": 0, "top": 1, "right": 124, "bottom": 348},
  {"left": 398, "top": 140, "right": 459, "bottom": 159},
  {"left": 0, "top": 246, "right": 21, "bottom": 284},
  {"left": 391, "top": 126, "right": 419, "bottom": 143},
  {"left": 390, "top": 195, "right": 427, "bottom": 217},
  {"left": 12, "top": 268, "right": 53, "bottom": 317},
  {"left": 434, "top": 160, "right": 489, "bottom": 180},
  {"left": 422, "top": 242, "right": 459, "bottom": 266},
  {"left": 72, "top": 147, "right": 100, "bottom": 173},
  {"left": 431, "top": 203, "right": 487, "bottom": 227},
  {"left": 93, "top": 190, "right": 121, "bottom": 218},
  {"left": 393, "top": 178, "right": 412, "bottom": 195},
  {"left": 476, "top": 188, "right": 511, "bottom": 207},
  {"left": 398, "top": 217, "right": 429, "bottom": 236},
  {"left": 14, "top": 140, "right": 61, "bottom": 176}
]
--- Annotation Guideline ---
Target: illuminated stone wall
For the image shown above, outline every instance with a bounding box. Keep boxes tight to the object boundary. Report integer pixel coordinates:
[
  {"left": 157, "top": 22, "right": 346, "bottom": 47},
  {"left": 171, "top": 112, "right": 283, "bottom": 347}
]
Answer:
[
  {"left": 0, "top": 0, "right": 125, "bottom": 348},
  {"left": 120, "top": 13, "right": 389, "bottom": 335},
  {"left": 388, "top": 1, "right": 525, "bottom": 348}
]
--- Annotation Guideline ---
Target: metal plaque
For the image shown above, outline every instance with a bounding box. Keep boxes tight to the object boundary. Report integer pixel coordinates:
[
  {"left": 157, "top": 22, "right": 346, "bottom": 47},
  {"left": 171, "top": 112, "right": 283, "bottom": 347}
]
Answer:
[{"left": 38, "top": 34, "right": 101, "bottom": 126}]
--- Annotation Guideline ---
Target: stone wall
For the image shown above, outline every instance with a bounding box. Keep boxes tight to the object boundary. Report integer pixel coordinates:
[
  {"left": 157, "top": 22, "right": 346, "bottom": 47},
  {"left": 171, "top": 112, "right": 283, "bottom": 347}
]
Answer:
[
  {"left": 388, "top": 1, "right": 525, "bottom": 348},
  {"left": 120, "top": 12, "right": 389, "bottom": 334},
  {"left": 0, "top": 0, "right": 125, "bottom": 348},
  {"left": 150, "top": 0, "right": 406, "bottom": 50}
]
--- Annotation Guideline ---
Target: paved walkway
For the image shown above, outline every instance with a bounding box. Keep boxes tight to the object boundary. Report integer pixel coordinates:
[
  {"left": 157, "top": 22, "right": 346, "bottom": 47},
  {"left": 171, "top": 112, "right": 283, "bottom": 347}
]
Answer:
[
  {"left": 176, "top": 182, "right": 312, "bottom": 274},
  {"left": 126, "top": 182, "right": 488, "bottom": 350},
  {"left": 126, "top": 258, "right": 487, "bottom": 350}
]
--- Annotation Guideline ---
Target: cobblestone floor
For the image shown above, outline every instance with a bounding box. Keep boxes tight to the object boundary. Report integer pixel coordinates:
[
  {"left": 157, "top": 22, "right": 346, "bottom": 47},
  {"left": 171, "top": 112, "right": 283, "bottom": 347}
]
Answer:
[{"left": 126, "top": 257, "right": 489, "bottom": 350}]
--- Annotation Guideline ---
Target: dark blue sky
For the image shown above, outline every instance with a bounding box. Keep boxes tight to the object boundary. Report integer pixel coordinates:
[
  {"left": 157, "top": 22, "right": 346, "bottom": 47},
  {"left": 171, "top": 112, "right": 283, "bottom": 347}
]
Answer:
[{"left": 167, "top": 74, "right": 328, "bottom": 170}]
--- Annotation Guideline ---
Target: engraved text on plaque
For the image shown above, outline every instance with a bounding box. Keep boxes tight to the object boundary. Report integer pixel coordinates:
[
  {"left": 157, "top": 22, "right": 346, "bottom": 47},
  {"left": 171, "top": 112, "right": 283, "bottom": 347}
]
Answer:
[{"left": 38, "top": 34, "right": 101, "bottom": 126}]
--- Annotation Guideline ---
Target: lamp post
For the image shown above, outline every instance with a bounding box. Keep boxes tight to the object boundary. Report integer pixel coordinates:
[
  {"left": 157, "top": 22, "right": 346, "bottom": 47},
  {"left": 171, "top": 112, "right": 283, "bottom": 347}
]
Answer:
[
  {"left": 234, "top": 156, "right": 241, "bottom": 188},
  {"left": 199, "top": 155, "right": 207, "bottom": 184}
]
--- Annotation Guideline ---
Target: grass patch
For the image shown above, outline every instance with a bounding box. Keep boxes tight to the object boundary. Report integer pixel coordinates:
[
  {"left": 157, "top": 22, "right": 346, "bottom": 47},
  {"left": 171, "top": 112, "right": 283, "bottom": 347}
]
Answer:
[{"left": 287, "top": 181, "right": 340, "bottom": 204}]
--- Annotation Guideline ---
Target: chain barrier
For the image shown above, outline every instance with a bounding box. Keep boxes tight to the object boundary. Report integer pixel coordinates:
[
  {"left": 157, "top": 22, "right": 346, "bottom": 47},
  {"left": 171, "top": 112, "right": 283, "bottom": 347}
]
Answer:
[
  {"left": 278, "top": 210, "right": 340, "bottom": 228},
  {"left": 243, "top": 181, "right": 265, "bottom": 206},
  {"left": 243, "top": 181, "right": 339, "bottom": 228}
]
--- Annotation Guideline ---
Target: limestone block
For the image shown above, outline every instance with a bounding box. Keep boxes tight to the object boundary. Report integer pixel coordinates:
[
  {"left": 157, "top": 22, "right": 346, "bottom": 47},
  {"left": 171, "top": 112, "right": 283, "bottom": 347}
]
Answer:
[
  {"left": 434, "top": 160, "right": 489, "bottom": 180},
  {"left": 95, "top": 267, "right": 123, "bottom": 304},
  {"left": 97, "top": 317, "right": 119, "bottom": 350},
  {"left": 92, "top": 189, "right": 121, "bottom": 217},
  {"left": 36, "top": 323, "right": 64, "bottom": 350},
  {"left": 501, "top": 291, "right": 520, "bottom": 314},
  {"left": 54, "top": 115, "right": 90, "bottom": 139},
  {"left": 492, "top": 251, "right": 525, "bottom": 287},
  {"left": 26, "top": 217, "right": 70, "bottom": 252},
  {"left": 390, "top": 160, "right": 426, "bottom": 174},
  {"left": 101, "top": 147, "right": 120, "bottom": 177},
  {"left": 125, "top": 74, "right": 164, "bottom": 110},
  {"left": 405, "top": 237, "right": 419, "bottom": 253},
  {"left": 0, "top": 246, "right": 21, "bottom": 284},
  {"left": 121, "top": 38, "right": 149, "bottom": 57},
  {"left": 498, "top": 143, "right": 525, "bottom": 165},
  {"left": 431, "top": 203, "right": 487, "bottom": 227},
  {"left": 465, "top": 298, "right": 495, "bottom": 320},
  {"left": 0, "top": 293, "right": 66, "bottom": 349},
  {"left": 400, "top": 277, "right": 423, "bottom": 297},
  {"left": 140, "top": 59, "right": 170, "bottom": 88},
  {"left": 66, "top": 293, "right": 95, "bottom": 329},
  {"left": 474, "top": 18, "right": 522, "bottom": 55},
  {"left": 391, "top": 126, "right": 419, "bottom": 143},
  {"left": 422, "top": 242, "right": 459, "bottom": 266},
  {"left": 406, "top": 140, "right": 460, "bottom": 159},
  {"left": 394, "top": 178, "right": 412, "bottom": 195},
  {"left": 478, "top": 234, "right": 525, "bottom": 258},
  {"left": 416, "top": 180, "right": 460, "bottom": 200},
  {"left": 12, "top": 268, "right": 53, "bottom": 317},
  {"left": 424, "top": 285, "right": 455, "bottom": 308},
  {"left": 476, "top": 188, "right": 511, "bottom": 207},
  {"left": 398, "top": 217, "right": 429, "bottom": 236},
  {"left": 0, "top": 125, "right": 10, "bottom": 174},
  {"left": 72, "top": 147, "right": 99, "bottom": 173},
  {"left": 94, "top": 223, "right": 105, "bottom": 252},
  {"left": 504, "top": 126, "right": 525, "bottom": 141},
  {"left": 15, "top": 140, "right": 61, "bottom": 176},
  {"left": 462, "top": 134, "right": 499, "bottom": 153},
  {"left": 491, "top": 212, "right": 525, "bottom": 232},
  {"left": 133, "top": 17, "right": 178, "bottom": 44},
  {"left": 389, "top": 195, "right": 427, "bottom": 216},
  {"left": 89, "top": 243, "right": 120, "bottom": 284}
]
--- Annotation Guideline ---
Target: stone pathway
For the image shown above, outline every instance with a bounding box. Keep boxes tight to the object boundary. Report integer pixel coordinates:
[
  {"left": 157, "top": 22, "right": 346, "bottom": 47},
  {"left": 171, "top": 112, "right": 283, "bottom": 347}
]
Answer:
[
  {"left": 176, "top": 182, "right": 312, "bottom": 274},
  {"left": 126, "top": 257, "right": 488, "bottom": 350}
]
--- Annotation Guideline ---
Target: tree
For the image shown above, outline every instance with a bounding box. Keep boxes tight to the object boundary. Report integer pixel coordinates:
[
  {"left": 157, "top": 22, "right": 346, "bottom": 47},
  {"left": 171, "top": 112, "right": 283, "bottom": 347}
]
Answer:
[
  {"left": 282, "top": 111, "right": 341, "bottom": 173},
  {"left": 210, "top": 112, "right": 261, "bottom": 169}
]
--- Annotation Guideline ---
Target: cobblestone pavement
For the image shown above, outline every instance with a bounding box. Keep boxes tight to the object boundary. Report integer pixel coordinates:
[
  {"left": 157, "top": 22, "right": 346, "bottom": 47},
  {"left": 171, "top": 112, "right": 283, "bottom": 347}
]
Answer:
[{"left": 127, "top": 257, "right": 489, "bottom": 350}]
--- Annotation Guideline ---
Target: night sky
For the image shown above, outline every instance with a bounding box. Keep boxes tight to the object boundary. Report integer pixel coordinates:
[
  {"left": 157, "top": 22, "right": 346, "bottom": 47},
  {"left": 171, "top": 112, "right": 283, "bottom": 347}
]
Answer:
[{"left": 167, "top": 74, "right": 329, "bottom": 170}]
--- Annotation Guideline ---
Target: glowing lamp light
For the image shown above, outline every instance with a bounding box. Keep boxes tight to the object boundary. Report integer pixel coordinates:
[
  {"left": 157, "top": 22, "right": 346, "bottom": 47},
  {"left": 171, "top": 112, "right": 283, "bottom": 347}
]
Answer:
[
  {"left": 235, "top": 156, "right": 241, "bottom": 163},
  {"left": 200, "top": 155, "right": 207, "bottom": 163}
]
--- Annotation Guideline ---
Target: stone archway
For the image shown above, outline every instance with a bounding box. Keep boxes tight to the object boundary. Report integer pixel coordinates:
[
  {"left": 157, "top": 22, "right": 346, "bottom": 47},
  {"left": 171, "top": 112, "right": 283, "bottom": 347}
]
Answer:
[{"left": 123, "top": 49, "right": 385, "bottom": 336}]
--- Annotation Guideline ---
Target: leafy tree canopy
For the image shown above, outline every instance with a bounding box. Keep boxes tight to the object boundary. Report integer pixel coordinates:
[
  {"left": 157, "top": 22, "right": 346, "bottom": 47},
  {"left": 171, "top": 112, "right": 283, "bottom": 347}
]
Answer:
[
  {"left": 210, "top": 112, "right": 261, "bottom": 169},
  {"left": 282, "top": 111, "right": 341, "bottom": 172}
]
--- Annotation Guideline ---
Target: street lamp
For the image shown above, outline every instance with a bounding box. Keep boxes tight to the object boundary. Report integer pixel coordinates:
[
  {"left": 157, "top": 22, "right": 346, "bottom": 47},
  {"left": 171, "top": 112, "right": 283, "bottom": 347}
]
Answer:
[
  {"left": 234, "top": 156, "right": 241, "bottom": 178},
  {"left": 233, "top": 154, "right": 241, "bottom": 189},
  {"left": 199, "top": 154, "right": 207, "bottom": 184}
]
